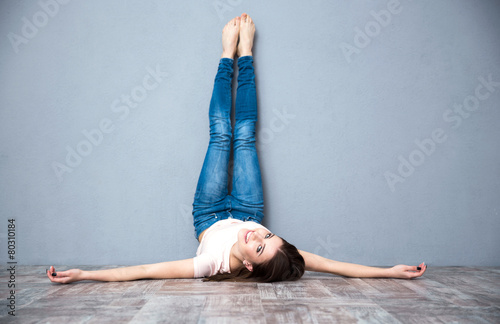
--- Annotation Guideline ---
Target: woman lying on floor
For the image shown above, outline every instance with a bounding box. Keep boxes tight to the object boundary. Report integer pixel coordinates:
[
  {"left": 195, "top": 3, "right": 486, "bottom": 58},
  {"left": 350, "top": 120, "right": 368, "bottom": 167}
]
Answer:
[{"left": 47, "top": 13, "right": 426, "bottom": 284}]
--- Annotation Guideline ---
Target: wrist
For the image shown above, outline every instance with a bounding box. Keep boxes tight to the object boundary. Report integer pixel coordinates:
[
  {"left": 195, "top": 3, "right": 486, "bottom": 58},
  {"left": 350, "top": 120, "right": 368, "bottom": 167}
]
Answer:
[
  {"left": 383, "top": 266, "right": 395, "bottom": 278},
  {"left": 365, "top": 266, "right": 392, "bottom": 278},
  {"left": 79, "top": 269, "right": 90, "bottom": 281}
]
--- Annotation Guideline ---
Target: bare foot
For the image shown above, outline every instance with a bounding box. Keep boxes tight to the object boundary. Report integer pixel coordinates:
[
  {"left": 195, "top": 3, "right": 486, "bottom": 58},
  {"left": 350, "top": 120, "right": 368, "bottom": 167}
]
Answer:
[
  {"left": 237, "top": 13, "right": 255, "bottom": 57},
  {"left": 221, "top": 16, "right": 240, "bottom": 59}
]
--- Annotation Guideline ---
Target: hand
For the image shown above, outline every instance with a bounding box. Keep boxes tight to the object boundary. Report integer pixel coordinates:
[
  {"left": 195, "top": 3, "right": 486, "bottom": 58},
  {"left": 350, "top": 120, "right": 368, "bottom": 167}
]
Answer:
[
  {"left": 46, "top": 265, "right": 83, "bottom": 284},
  {"left": 389, "top": 262, "right": 427, "bottom": 279}
]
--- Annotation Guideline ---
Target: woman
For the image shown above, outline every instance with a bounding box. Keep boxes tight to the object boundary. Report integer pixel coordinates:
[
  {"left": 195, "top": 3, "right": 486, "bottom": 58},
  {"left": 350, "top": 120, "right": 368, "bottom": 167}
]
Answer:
[{"left": 47, "top": 13, "right": 426, "bottom": 284}]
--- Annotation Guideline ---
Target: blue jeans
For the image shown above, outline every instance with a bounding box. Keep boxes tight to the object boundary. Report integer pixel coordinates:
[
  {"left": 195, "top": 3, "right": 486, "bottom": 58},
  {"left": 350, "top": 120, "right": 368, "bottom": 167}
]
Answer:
[{"left": 192, "top": 56, "right": 264, "bottom": 239}]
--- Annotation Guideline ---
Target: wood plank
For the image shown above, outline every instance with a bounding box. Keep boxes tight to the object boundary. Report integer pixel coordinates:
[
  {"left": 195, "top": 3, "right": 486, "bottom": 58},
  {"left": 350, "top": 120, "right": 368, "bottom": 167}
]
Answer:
[{"left": 1, "top": 266, "right": 499, "bottom": 323}]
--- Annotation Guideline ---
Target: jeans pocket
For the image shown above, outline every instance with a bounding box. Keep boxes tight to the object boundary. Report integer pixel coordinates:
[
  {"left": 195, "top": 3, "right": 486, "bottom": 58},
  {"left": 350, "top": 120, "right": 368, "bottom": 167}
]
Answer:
[{"left": 244, "top": 215, "right": 259, "bottom": 223}]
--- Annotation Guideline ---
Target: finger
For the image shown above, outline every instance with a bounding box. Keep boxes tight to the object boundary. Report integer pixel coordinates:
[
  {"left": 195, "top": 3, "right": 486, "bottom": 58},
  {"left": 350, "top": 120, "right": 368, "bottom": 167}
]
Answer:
[
  {"left": 46, "top": 267, "right": 58, "bottom": 279},
  {"left": 48, "top": 271, "right": 73, "bottom": 284},
  {"left": 409, "top": 263, "right": 427, "bottom": 278},
  {"left": 49, "top": 275, "right": 68, "bottom": 284},
  {"left": 406, "top": 266, "right": 419, "bottom": 272},
  {"left": 52, "top": 270, "right": 72, "bottom": 278},
  {"left": 46, "top": 267, "right": 72, "bottom": 283},
  {"left": 53, "top": 266, "right": 71, "bottom": 278},
  {"left": 407, "top": 272, "right": 420, "bottom": 278},
  {"left": 49, "top": 265, "right": 60, "bottom": 277},
  {"left": 47, "top": 269, "right": 63, "bottom": 283}
]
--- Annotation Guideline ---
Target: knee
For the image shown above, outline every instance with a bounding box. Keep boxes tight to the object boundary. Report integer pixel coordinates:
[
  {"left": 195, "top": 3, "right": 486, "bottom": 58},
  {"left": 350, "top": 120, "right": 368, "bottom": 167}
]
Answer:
[
  {"left": 233, "top": 122, "right": 256, "bottom": 148},
  {"left": 210, "top": 119, "right": 232, "bottom": 144}
]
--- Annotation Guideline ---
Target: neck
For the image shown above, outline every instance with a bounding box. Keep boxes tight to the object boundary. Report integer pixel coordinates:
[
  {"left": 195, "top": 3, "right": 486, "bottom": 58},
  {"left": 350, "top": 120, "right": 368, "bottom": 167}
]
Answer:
[{"left": 229, "top": 243, "right": 244, "bottom": 271}]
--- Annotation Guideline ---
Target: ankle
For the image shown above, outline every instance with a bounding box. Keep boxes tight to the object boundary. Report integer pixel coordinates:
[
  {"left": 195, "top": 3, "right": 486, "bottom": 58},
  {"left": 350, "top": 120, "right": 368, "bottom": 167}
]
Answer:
[
  {"left": 221, "top": 52, "right": 235, "bottom": 59},
  {"left": 238, "top": 51, "right": 252, "bottom": 57}
]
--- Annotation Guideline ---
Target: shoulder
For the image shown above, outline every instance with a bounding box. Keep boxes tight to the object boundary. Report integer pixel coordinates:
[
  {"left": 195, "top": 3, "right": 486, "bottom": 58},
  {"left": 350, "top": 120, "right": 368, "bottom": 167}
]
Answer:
[{"left": 193, "top": 253, "right": 219, "bottom": 277}]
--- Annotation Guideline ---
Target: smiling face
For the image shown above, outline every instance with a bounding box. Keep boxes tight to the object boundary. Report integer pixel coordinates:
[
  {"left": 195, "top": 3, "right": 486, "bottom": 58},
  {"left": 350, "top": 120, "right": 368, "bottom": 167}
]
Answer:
[{"left": 235, "top": 228, "right": 283, "bottom": 271}]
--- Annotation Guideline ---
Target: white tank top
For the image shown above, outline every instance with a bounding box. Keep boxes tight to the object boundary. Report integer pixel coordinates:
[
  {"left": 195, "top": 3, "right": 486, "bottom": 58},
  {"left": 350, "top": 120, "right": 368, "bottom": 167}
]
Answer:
[{"left": 193, "top": 219, "right": 269, "bottom": 278}]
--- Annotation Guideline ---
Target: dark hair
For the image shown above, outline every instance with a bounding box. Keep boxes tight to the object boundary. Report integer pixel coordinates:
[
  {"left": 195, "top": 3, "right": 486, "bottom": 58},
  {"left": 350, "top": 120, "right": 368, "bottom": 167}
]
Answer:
[{"left": 203, "top": 237, "right": 305, "bottom": 282}]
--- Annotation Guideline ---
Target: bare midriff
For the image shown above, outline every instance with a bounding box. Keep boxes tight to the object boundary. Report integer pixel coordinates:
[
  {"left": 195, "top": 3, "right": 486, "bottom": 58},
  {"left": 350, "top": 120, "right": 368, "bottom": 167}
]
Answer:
[{"left": 198, "top": 229, "right": 209, "bottom": 243}]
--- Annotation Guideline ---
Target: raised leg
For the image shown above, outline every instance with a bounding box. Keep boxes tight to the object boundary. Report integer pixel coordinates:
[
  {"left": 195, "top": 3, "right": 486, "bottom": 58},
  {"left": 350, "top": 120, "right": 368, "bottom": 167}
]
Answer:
[
  {"left": 192, "top": 17, "right": 240, "bottom": 238},
  {"left": 192, "top": 58, "right": 233, "bottom": 211},
  {"left": 231, "top": 14, "right": 264, "bottom": 220}
]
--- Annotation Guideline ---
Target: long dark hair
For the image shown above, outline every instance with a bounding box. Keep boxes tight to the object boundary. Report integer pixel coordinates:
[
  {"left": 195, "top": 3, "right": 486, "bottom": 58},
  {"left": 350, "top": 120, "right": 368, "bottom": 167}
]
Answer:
[{"left": 204, "top": 237, "right": 305, "bottom": 282}]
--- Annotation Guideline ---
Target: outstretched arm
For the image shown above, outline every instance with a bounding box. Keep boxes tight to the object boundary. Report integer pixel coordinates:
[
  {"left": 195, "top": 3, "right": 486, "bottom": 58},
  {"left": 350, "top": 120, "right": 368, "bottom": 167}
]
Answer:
[
  {"left": 46, "top": 258, "right": 195, "bottom": 284},
  {"left": 299, "top": 250, "right": 426, "bottom": 279}
]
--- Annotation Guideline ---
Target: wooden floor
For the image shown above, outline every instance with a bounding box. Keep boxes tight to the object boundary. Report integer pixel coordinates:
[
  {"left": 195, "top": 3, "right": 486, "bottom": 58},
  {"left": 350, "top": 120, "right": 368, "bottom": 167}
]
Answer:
[{"left": 1, "top": 266, "right": 499, "bottom": 323}]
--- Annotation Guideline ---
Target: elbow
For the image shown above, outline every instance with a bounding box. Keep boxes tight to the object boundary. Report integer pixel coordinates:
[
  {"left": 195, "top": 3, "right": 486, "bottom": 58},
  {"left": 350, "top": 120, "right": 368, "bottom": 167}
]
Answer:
[{"left": 137, "top": 265, "right": 150, "bottom": 280}]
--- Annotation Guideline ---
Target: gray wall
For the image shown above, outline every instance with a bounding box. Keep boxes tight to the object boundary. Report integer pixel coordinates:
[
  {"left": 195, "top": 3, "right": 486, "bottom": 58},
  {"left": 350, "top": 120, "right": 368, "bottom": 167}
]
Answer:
[{"left": 1, "top": 0, "right": 499, "bottom": 267}]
